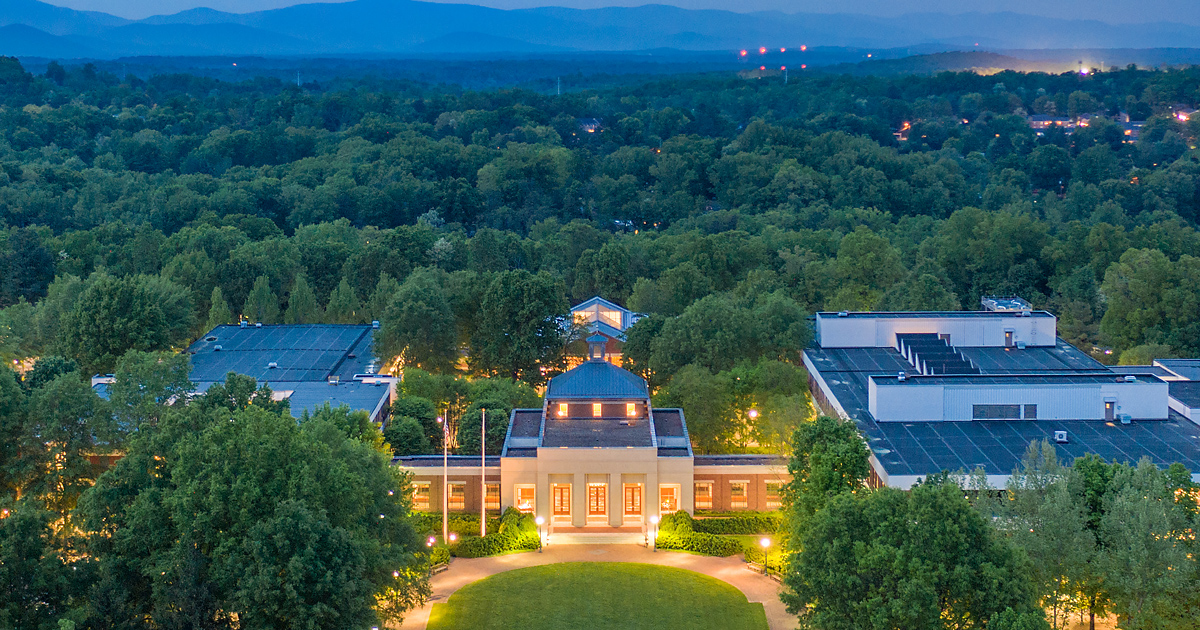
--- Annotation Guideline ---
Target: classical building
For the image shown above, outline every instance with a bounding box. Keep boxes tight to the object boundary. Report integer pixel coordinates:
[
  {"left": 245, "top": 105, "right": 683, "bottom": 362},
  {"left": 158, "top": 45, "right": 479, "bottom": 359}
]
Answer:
[
  {"left": 805, "top": 298, "right": 1200, "bottom": 489},
  {"left": 395, "top": 335, "right": 789, "bottom": 526}
]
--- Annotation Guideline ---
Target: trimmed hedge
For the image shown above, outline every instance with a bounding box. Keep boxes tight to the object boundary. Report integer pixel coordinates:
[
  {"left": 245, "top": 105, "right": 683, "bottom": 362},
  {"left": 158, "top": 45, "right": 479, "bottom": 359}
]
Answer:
[
  {"left": 426, "top": 546, "right": 451, "bottom": 566},
  {"left": 692, "top": 513, "right": 783, "bottom": 535},
  {"left": 451, "top": 507, "right": 540, "bottom": 558},
  {"left": 412, "top": 512, "right": 502, "bottom": 539},
  {"left": 655, "top": 510, "right": 744, "bottom": 557}
]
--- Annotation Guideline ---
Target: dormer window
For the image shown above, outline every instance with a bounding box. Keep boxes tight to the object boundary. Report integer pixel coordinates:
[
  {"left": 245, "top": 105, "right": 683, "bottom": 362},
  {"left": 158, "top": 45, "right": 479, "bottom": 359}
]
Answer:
[
  {"left": 592, "top": 403, "right": 602, "bottom": 417},
  {"left": 626, "top": 402, "right": 636, "bottom": 417},
  {"left": 557, "top": 403, "right": 568, "bottom": 417}
]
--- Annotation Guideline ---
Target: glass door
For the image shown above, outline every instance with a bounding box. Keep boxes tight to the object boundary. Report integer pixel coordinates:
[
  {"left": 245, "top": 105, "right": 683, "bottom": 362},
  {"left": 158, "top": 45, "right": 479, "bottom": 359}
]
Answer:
[
  {"left": 552, "top": 484, "right": 571, "bottom": 519},
  {"left": 623, "top": 484, "right": 642, "bottom": 521},
  {"left": 587, "top": 484, "right": 607, "bottom": 518}
]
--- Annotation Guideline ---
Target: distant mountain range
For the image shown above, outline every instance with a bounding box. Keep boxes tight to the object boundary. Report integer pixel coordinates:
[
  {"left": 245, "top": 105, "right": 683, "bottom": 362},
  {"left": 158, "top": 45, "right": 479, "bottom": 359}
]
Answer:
[{"left": 4, "top": 0, "right": 1200, "bottom": 58}]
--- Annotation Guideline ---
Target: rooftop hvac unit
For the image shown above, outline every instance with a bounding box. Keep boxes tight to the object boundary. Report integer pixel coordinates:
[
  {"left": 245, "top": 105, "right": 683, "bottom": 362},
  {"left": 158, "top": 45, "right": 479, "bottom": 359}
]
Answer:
[
  {"left": 328, "top": 376, "right": 340, "bottom": 386},
  {"left": 1124, "top": 375, "right": 1137, "bottom": 382},
  {"left": 212, "top": 344, "right": 223, "bottom": 352},
  {"left": 897, "top": 371, "right": 907, "bottom": 382},
  {"left": 371, "top": 320, "right": 380, "bottom": 329},
  {"left": 255, "top": 322, "right": 263, "bottom": 328},
  {"left": 267, "top": 362, "right": 278, "bottom": 369},
  {"left": 1119, "top": 414, "right": 1132, "bottom": 425},
  {"left": 1054, "top": 431, "right": 1068, "bottom": 444},
  {"left": 837, "top": 311, "right": 849, "bottom": 317},
  {"left": 1016, "top": 341, "right": 1027, "bottom": 350},
  {"left": 239, "top": 320, "right": 247, "bottom": 328}
]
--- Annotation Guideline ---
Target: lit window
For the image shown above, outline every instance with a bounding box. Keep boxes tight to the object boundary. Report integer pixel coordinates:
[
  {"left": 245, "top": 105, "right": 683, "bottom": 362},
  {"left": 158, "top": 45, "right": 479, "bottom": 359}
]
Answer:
[
  {"left": 766, "top": 482, "right": 782, "bottom": 509},
  {"left": 592, "top": 403, "right": 602, "bottom": 417},
  {"left": 694, "top": 482, "right": 713, "bottom": 510},
  {"left": 557, "top": 402, "right": 568, "bottom": 417},
  {"left": 412, "top": 482, "right": 430, "bottom": 510},
  {"left": 660, "top": 485, "right": 679, "bottom": 512},
  {"left": 730, "top": 482, "right": 748, "bottom": 509},
  {"left": 626, "top": 402, "right": 637, "bottom": 417},
  {"left": 448, "top": 483, "right": 465, "bottom": 510},
  {"left": 486, "top": 484, "right": 500, "bottom": 511},
  {"left": 516, "top": 486, "right": 535, "bottom": 513}
]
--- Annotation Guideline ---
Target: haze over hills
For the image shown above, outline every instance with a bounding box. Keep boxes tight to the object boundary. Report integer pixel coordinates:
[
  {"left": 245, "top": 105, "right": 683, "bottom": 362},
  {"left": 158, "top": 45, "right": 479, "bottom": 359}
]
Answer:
[{"left": 5, "top": 0, "right": 1200, "bottom": 59}]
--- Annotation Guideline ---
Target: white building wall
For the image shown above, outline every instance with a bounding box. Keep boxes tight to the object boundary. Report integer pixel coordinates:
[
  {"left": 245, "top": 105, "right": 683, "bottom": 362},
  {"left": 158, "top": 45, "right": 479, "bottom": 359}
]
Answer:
[
  {"left": 816, "top": 313, "right": 1057, "bottom": 349},
  {"left": 871, "top": 380, "right": 1168, "bottom": 422}
]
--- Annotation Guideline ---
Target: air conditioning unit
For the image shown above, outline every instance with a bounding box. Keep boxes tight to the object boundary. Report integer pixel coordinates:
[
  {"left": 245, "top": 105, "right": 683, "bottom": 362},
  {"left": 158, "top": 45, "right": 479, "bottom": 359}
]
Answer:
[
  {"left": 897, "top": 371, "right": 907, "bottom": 382},
  {"left": 255, "top": 322, "right": 263, "bottom": 328},
  {"left": 1119, "top": 414, "right": 1132, "bottom": 425},
  {"left": 1054, "top": 431, "right": 1068, "bottom": 444},
  {"left": 1124, "top": 375, "right": 1137, "bottom": 382},
  {"left": 371, "top": 320, "right": 380, "bottom": 329}
]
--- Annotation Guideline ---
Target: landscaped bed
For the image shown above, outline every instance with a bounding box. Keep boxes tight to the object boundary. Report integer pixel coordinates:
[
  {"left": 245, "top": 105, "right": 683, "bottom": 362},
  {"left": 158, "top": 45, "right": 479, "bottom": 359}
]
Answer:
[{"left": 425, "top": 562, "right": 769, "bottom": 630}]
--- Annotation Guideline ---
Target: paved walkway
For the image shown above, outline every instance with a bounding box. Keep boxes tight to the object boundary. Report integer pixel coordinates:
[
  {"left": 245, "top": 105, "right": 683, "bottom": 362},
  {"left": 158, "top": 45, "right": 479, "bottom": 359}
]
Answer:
[{"left": 399, "top": 544, "right": 795, "bottom": 630}]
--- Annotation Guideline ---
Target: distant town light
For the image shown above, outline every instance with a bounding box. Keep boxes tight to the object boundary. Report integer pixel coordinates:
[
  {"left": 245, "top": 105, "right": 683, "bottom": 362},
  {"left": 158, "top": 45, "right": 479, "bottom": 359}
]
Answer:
[
  {"left": 760, "top": 66, "right": 766, "bottom": 70},
  {"left": 759, "top": 47, "right": 767, "bottom": 54},
  {"left": 740, "top": 50, "right": 747, "bottom": 57},
  {"left": 780, "top": 47, "right": 786, "bottom": 52},
  {"left": 801, "top": 64, "right": 806, "bottom": 69},
  {"left": 800, "top": 45, "right": 807, "bottom": 51}
]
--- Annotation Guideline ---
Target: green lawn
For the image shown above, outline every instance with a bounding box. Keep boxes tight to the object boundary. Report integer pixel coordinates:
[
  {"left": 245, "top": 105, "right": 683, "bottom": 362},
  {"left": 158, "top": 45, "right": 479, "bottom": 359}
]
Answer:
[{"left": 426, "top": 562, "right": 769, "bottom": 630}]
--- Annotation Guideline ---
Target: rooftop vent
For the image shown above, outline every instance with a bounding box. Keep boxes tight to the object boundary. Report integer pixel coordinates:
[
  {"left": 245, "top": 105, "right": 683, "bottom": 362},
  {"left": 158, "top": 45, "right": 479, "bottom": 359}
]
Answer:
[
  {"left": 1124, "top": 375, "right": 1137, "bottom": 382},
  {"left": 255, "top": 322, "right": 263, "bottom": 328},
  {"left": 1054, "top": 430, "right": 1068, "bottom": 444},
  {"left": 897, "top": 371, "right": 907, "bottom": 382},
  {"left": 981, "top": 296, "right": 1032, "bottom": 312},
  {"left": 205, "top": 336, "right": 218, "bottom": 342},
  {"left": 371, "top": 320, "right": 380, "bottom": 329},
  {"left": 267, "top": 361, "right": 278, "bottom": 369},
  {"left": 239, "top": 320, "right": 247, "bottom": 329},
  {"left": 1020, "top": 310, "right": 1031, "bottom": 317},
  {"left": 212, "top": 344, "right": 223, "bottom": 352},
  {"left": 619, "top": 420, "right": 630, "bottom": 426},
  {"left": 837, "top": 311, "right": 849, "bottom": 317},
  {"left": 328, "top": 376, "right": 340, "bottom": 386}
]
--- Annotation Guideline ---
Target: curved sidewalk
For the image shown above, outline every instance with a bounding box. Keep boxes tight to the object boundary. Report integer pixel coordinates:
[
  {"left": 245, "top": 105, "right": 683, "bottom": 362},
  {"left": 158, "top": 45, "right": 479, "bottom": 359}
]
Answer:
[{"left": 398, "top": 544, "right": 795, "bottom": 630}]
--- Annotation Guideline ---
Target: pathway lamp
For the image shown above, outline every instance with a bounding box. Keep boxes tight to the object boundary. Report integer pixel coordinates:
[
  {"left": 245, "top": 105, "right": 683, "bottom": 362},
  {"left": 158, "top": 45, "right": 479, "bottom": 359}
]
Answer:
[
  {"left": 649, "top": 515, "right": 660, "bottom": 552},
  {"left": 535, "top": 516, "right": 545, "bottom": 552}
]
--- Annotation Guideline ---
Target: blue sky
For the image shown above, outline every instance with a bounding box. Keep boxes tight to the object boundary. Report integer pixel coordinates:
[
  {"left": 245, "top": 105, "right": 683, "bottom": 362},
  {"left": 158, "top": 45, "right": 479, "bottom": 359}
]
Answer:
[{"left": 45, "top": 0, "right": 1200, "bottom": 24}]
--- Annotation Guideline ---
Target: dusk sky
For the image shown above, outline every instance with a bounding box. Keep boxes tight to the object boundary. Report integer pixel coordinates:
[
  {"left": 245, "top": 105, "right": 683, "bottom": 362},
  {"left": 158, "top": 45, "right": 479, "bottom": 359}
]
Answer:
[{"left": 43, "top": 0, "right": 1200, "bottom": 23}]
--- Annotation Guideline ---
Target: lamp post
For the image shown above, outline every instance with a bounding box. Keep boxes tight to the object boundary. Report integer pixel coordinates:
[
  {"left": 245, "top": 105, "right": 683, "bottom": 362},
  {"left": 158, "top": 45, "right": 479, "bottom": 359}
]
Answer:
[
  {"left": 759, "top": 537, "right": 771, "bottom": 574},
  {"left": 438, "top": 415, "right": 448, "bottom": 545},
  {"left": 481, "top": 408, "right": 487, "bottom": 538},
  {"left": 535, "top": 516, "right": 545, "bottom": 552},
  {"left": 649, "top": 515, "right": 659, "bottom": 552}
]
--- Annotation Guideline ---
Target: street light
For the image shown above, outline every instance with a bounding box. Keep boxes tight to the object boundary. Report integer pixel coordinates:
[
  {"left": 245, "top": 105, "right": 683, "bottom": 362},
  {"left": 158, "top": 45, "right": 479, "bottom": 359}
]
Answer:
[
  {"left": 649, "top": 515, "right": 660, "bottom": 552},
  {"left": 535, "top": 516, "right": 545, "bottom": 552},
  {"left": 747, "top": 409, "right": 759, "bottom": 419},
  {"left": 759, "top": 538, "right": 772, "bottom": 574}
]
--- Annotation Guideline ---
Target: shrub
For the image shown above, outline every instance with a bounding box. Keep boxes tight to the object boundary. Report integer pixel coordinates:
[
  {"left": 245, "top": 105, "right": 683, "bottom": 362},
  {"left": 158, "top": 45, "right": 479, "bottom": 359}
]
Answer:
[
  {"left": 412, "top": 512, "right": 502, "bottom": 538},
  {"left": 426, "top": 546, "right": 451, "bottom": 567},
  {"left": 692, "top": 512, "right": 783, "bottom": 535},
  {"left": 451, "top": 508, "right": 540, "bottom": 558},
  {"left": 743, "top": 545, "right": 785, "bottom": 574},
  {"left": 655, "top": 510, "right": 743, "bottom": 557}
]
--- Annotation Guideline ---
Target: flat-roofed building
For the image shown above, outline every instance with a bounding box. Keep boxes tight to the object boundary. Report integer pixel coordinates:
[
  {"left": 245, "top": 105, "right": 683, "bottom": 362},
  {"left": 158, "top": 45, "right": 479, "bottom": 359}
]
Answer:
[{"left": 805, "top": 306, "right": 1200, "bottom": 489}]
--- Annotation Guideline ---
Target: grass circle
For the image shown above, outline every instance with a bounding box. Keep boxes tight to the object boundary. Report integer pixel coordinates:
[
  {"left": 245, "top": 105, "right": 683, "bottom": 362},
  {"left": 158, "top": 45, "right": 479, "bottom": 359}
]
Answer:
[{"left": 426, "top": 562, "right": 769, "bottom": 630}]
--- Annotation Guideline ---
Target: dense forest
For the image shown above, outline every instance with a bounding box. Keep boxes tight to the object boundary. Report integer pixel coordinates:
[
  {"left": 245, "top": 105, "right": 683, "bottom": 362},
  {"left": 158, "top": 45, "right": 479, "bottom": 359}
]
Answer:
[{"left": 4, "top": 53, "right": 1200, "bottom": 629}]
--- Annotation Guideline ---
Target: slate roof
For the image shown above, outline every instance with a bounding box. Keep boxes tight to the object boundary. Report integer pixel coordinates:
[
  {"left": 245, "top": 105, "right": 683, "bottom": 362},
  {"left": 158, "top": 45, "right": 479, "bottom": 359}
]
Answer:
[
  {"left": 546, "top": 360, "right": 648, "bottom": 399},
  {"left": 187, "top": 324, "right": 376, "bottom": 383}
]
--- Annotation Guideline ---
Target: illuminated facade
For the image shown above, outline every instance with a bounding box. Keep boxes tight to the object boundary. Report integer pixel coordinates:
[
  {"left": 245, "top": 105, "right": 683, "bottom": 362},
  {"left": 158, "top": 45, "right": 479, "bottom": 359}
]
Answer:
[{"left": 395, "top": 336, "right": 789, "bottom": 529}]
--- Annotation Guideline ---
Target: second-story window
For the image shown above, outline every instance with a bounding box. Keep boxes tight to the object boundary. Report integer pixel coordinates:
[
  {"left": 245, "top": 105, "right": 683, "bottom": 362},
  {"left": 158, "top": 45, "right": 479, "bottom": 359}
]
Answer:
[{"left": 592, "top": 402, "right": 602, "bottom": 417}]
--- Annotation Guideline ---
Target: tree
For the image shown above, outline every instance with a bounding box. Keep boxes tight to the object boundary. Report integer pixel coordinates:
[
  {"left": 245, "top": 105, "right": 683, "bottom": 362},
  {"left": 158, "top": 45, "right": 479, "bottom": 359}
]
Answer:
[
  {"left": 468, "top": 270, "right": 568, "bottom": 382},
  {"left": 1002, "top": 441, "right": 1095, "bottom": 629},
  {"left": 285, "top": 273, "right": 322, "bottom": 324},
  {"left": 365, "top": 272, "right": 402, "bottom": 323},
  {"left": 76, "top": 399, "right": 429, "bottom": 628},
  {"left": 378, "top": 268, "right": 457, "bottom": 371},
  {"left": 456, "top": 400, "right": 511, "bottom": 456},
  {"left": 109, "top": 350, "right": 192, "bottom": 432},
  {"left": 242, "top": 274, "right": 280, "bottom": 324},
  {"left": 0, "top": 500, "right": 81, "bottom": 630},
  {"left": 325, "top": 278, "right": 363, "bottom": 324},
  {"left": 391, "top": 395, "right": 442, "bottom": 451},
  {"left": 206, "top": 286, "right": 234, "bottom": 331},
  {"left": 785, "top": 415, "right": 870, "bottom": 522},
  {"left": 656, "top": 365, "right": 734, "bottom": 453},
  {"left": 384, "top": 417, "right": 431, "bottom": 456},
  {"left": 25, "top": 374, "right": 111, "bottom": 517},
  {"left": 56, "top": 274, "right": 172, "bottom": 374},
  {"left": 1099, "top": 459, "right": 1194, "bottom": 629},
  {"left": 21, "top": 356, "right": 77, "bottom": 391},
  {"left": 784, "top": 481, "right": 1041, "bottom": 630}
]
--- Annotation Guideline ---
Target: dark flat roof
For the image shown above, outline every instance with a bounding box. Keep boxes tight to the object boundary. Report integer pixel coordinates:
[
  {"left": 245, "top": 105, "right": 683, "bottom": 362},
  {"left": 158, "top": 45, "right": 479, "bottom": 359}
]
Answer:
[
  {"left": 1170, "top": 382, "right": 1200, "bottom": 408},
  {"left": 653, "top": 409, "right": 686, "bottom": 437},
  {"left": 956, "top": 343, "right": 1106, "bottom": 372},
  {"left": 541, "top": 416, "right": 653, "bottom": 447},
  {"left": 817, "top": 310, "right": 1054, "bottom": 319},
  {"left": 694, "top": 455, "right": 788, "bottom": 466},
  {"left": 509, "top": 409, "right": 542, "bottom": 438},
  {"left": 873, "top": 373, "right": 1163, "bottom": 386},
  {"left": 658, "top": 447, "right": 691, "bottom": 457},
  {"left": 1158, "top": 359, "right": 1200, "bottom": 381},
  {"left": 504, "top": 448, "right": 537, "bottom": 458},
  {"left": 394, "top": 455, "right": 500, "bottom": 467},
  {"left": 284, "top": 381, "right": 390, "bottom": 418},
  {"left": 806, "top": 342, "right": 1200, "bottom": 478},
  {"left": 187, "top": 324, "right": 376, "bottom": 383}
]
